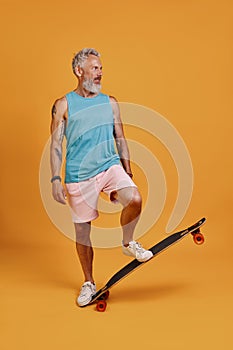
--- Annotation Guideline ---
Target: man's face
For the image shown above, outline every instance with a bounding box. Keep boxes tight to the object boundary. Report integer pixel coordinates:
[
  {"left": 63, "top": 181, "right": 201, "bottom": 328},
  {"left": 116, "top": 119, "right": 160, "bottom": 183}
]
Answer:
[{"left": 81, "top": 55, "right": 103, "bottom": 94}]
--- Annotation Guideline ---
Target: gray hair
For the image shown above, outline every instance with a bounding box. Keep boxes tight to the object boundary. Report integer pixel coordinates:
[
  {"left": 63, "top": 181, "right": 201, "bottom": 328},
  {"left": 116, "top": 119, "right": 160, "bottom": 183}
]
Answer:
[{"left": 72, "top": 48, "right": 100, "bottom": 75}]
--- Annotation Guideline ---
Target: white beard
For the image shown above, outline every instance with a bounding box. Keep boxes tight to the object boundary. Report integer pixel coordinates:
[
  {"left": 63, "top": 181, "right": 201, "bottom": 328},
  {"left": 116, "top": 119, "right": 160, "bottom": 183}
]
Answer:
[{"left": 83, "top": 78, "right": 101, "bottom": 94}]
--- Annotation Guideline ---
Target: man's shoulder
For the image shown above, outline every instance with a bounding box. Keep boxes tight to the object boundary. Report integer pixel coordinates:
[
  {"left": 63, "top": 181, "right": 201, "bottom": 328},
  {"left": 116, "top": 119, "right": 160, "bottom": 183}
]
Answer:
[
  {"left": 55, "top": 95, "right": 67, "bottom": 106},
  {"left": 53, "top": 95, "right": 68, "bottom": 114},
  {"left": 108, "top": 95, "right": 118, "bottom": 103}
]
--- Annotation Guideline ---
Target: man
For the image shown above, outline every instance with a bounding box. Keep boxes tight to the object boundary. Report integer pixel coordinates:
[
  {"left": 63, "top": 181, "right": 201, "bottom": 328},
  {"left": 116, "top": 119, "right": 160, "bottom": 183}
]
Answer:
[{"left": 50, "top": 48, "right": 152, "bottom": 306}]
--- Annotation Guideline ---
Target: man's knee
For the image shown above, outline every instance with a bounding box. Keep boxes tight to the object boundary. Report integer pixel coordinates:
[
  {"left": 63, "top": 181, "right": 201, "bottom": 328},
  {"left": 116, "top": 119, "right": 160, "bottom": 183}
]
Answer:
[
  {"left": 130, "top": 190, "right": 142, "bottom": 212},
  {"left": 118, "top": 187, "right": 142, "bottom": 210}
]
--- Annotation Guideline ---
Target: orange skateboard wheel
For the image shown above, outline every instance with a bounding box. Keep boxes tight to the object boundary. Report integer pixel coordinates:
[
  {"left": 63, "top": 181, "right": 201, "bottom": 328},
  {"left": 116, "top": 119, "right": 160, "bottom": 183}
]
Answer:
[
  {"left": 96, "top": 300, "right": 107, "bottom": 312},
  {"left": 193, "top": 233, "right": 204, "bottom": 245}
]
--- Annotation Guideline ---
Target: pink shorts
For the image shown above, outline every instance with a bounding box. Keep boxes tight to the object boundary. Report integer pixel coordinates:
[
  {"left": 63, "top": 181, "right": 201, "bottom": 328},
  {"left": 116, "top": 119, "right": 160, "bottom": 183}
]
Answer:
[{"left": 65, "top": 164, "right": 137, "bottom": 223}]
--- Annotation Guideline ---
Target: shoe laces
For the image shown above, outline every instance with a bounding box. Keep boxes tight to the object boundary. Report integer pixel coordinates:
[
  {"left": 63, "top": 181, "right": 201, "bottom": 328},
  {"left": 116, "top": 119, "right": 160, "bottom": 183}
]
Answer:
[
  {"left": 80, "top": 283, "right": 94, "bottom": 296},
  {"left": 135, "top": 242, "right": 145, "bottom": 252}
]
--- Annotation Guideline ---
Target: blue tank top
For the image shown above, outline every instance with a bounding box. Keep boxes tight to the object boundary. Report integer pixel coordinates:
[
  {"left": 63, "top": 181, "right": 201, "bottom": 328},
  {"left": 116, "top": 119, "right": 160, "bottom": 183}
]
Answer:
[{"left": 65, "top": 91, "right": 120, "bottom": 183}]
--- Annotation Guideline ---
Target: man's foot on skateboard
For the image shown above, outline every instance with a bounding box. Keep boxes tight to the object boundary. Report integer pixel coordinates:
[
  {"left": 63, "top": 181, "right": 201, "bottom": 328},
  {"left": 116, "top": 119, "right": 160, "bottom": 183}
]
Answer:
[
  {"left": 77, "top": 281, "right": 96, "bottom": 306},
  {"left": 122, "top": 241, "right": 153, "bottom": 262}
]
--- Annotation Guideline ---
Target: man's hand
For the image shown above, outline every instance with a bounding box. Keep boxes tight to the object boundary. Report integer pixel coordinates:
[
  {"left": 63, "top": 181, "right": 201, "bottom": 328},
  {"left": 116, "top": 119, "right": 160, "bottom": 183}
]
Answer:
[{"left": 52, "top": 181, "right": 67, "bottom": 204}]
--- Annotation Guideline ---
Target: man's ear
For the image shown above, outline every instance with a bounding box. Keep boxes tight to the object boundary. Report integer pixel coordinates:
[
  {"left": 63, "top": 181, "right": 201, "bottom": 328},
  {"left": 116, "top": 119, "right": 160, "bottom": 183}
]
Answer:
[{"left": 75, "top": 66, "right": 83, "bottom": 78}]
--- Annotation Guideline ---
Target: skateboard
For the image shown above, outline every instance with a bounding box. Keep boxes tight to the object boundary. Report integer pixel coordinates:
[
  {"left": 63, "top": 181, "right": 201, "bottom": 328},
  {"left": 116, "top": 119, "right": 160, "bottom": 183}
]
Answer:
[{"left": 82, "top": 217, "right": 206, "bottom": 312}]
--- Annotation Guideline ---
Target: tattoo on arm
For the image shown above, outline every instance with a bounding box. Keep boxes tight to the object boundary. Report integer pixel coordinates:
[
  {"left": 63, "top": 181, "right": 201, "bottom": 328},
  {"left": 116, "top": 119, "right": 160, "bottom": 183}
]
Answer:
[
  {"left": 51, "top": 120, "right": 65, "bottom": 164},
  {"left": 52, "top": 104, "right": 57, "bottom": 118},
  {"left": 55, "top": 147, "right": 62, "bottom": 162},
  {"left": 59, "top": 120, "right": 65, "bottom": 142}
]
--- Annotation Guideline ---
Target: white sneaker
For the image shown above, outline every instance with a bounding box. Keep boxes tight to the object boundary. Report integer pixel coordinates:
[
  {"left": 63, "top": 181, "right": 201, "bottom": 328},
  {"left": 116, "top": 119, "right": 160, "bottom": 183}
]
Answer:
[
  {"left": 122, "top": 241, "right": 153, "bottom": 262},
  {"left": 77, "top": 281, "right": 96, "bottom": 306}
]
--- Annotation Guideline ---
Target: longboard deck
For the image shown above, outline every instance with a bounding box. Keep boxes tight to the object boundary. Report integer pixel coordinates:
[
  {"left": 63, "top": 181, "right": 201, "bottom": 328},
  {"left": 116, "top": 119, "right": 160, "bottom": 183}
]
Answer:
[{"left": 82, "top": 217, "right": 206, "bottom": 308}]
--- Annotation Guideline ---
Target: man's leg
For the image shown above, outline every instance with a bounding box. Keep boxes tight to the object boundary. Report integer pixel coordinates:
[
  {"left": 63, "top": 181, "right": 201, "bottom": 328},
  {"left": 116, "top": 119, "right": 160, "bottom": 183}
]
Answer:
[
  {"left": 116, "top": 187, "right": 142, "bottom": 245},
  {"left": 74, "top": 222, "right": 94, "bottom": 283},
  {"left": 116, "top": 186, "right": 153, "bottom": 262}
]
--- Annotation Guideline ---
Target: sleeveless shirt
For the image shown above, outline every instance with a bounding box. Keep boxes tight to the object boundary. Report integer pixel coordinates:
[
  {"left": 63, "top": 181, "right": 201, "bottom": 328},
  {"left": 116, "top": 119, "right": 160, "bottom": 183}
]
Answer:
[{"left": 65, "top": 91, "right": 120, "bottom": 183}]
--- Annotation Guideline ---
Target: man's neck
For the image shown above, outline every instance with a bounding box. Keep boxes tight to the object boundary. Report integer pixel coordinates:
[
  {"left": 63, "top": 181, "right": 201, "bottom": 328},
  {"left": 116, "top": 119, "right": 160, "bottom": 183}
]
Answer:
[{"left": 75, "top": 87, "right": 98, "bottom": 98}]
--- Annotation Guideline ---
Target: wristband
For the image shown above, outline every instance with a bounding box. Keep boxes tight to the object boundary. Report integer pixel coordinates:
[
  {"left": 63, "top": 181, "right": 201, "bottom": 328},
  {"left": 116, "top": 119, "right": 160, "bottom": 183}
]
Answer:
[{"left": 51, "top": 176, "right": 62, "bottom": 183}]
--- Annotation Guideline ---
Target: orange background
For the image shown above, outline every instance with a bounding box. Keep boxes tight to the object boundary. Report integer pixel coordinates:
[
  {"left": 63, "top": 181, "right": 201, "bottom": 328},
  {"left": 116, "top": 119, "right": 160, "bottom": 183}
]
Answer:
[{"left": 1, "top": 0, "right": 232, "bottom": 349}]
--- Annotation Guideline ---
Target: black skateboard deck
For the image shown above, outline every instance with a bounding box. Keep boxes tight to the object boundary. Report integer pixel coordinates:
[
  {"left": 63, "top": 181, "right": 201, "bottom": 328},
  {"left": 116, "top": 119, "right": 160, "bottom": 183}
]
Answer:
[{"left": 82, "top": 217, "right": 206, "bottom": 311}]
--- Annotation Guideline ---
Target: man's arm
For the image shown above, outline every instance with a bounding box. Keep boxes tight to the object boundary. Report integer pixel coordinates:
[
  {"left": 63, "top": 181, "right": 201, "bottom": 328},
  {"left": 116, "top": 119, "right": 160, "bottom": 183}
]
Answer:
[
  {"left": 50, "top": 97, "right": 67, "bottom": 204},
  {"left": 110, "top": 96, "right": 133, "bottom": 178}
]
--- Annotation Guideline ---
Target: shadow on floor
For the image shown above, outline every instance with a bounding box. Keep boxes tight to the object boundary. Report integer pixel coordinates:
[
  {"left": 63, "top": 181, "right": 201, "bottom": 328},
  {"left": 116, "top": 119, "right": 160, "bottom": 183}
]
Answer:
[{"left": 108, "top": 282, "right": 189, "bottom": 303}]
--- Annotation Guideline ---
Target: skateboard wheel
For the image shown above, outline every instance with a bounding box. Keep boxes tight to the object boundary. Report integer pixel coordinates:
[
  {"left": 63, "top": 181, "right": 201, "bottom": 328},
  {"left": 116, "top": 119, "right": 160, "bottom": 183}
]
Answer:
[
  {"left": 96, "top": 300, "right": 107, "bottom": 312},
  {"left": 193, "top": 233, "right": 204, "bottom": 245}
]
